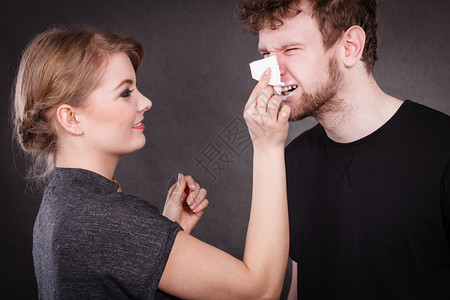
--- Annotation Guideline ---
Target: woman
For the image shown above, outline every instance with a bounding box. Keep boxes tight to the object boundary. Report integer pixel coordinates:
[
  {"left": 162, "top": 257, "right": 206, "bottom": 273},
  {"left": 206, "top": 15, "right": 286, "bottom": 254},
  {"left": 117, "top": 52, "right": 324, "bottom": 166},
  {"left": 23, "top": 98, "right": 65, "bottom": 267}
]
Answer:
[{"left": 13, "top": 26, "right": 291, "bottom": 299}]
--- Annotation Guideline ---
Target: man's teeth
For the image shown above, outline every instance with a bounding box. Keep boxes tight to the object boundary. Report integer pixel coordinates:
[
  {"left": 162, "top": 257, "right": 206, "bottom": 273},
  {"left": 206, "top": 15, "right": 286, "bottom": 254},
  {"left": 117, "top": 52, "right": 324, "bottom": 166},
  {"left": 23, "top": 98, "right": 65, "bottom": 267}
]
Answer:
[{"left": 281, "top": 85, "right": 298, "bottom": 93}]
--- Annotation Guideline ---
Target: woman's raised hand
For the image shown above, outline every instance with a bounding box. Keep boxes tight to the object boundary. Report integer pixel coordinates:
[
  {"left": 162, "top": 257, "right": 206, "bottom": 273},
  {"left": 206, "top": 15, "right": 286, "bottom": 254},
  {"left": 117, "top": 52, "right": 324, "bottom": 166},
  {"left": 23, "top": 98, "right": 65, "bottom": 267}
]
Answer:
[
  {"left": 163, "top": 173, "right": 208, "bottom": 234},
  {"left": 244, "top": 68, "right": 290, "bottom": 150}
]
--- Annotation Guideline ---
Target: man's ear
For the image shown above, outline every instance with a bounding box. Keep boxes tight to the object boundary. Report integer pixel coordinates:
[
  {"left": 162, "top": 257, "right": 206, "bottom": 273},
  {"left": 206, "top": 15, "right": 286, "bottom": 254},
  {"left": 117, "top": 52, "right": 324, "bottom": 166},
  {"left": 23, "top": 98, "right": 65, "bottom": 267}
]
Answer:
[
  {"left": 341, "top": 25, "right": 366, "bottom": 68},
  {"left": 55, "top": 104, "right": 83, "bottom": 136}
]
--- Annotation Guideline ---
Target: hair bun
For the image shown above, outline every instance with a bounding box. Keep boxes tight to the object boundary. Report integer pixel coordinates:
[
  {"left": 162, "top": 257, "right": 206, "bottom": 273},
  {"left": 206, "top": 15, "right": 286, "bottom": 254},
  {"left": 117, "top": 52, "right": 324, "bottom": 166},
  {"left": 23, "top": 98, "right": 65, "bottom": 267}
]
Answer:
[{"left": 18, "top": 110, "right": 56, "bottom": 156}]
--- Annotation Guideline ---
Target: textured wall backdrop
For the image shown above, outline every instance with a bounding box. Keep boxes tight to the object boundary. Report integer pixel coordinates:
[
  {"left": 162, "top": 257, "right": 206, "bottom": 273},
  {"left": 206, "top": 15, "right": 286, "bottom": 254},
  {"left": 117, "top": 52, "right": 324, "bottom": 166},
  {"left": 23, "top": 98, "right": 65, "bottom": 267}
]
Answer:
[{"left": 1, "top": 0, "right": 449, "bottom": 298}]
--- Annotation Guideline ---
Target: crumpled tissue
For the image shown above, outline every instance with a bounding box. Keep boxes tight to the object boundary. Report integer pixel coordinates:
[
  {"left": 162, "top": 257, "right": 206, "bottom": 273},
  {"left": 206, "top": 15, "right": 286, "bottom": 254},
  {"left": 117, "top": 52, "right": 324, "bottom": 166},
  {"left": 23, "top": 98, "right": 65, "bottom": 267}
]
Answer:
[{"left": 249, "top": 56, "right": 284, "bottom": 95}]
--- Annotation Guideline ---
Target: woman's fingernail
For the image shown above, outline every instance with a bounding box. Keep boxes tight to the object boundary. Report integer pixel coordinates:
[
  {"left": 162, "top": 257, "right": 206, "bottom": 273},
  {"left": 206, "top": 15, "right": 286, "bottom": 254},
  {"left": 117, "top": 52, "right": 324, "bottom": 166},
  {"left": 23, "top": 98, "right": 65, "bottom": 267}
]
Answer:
[
  {"left": 178, "top": 173, "right": 182, "bottom": 182},
  {"left": 264, "top": 67, "right": 271, "bottom": 75}
]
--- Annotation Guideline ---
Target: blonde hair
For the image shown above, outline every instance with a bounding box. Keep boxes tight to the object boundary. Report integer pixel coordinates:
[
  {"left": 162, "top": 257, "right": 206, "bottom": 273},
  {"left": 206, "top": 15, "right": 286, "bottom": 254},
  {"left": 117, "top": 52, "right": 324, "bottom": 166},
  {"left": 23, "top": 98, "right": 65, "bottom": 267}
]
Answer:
[{"left": 12, "top": 26, "right": 144, "bottom": 181}]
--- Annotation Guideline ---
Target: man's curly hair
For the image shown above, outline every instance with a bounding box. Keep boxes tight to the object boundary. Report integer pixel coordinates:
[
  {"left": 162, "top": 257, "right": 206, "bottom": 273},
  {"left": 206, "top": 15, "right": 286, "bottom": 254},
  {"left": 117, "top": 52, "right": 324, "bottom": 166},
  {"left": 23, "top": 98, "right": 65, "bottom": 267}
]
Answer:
[{"left": 237, "top": 0, "right": 378, "bottom": 73}]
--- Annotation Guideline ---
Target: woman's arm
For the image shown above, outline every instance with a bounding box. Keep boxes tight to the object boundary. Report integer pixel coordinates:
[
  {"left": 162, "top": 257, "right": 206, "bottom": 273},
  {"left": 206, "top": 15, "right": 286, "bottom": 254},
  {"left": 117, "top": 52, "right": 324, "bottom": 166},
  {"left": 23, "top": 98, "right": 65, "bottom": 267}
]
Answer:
[{"left": 159, "top": 68, "right": 291, "bottom": 299}]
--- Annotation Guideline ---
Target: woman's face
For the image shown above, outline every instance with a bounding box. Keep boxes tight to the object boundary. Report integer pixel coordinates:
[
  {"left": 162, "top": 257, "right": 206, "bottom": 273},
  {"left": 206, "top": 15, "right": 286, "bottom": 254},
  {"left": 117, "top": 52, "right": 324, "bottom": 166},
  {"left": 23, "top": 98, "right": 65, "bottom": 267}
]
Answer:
[{"left": 79, "top": 52, "right": 152, "bottom": 160}]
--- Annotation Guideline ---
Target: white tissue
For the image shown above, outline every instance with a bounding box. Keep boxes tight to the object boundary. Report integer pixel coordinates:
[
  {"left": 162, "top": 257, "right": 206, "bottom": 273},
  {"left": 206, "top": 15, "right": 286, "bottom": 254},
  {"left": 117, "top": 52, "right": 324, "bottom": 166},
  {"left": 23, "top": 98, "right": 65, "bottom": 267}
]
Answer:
[{"left": 249, "top": 56, "right": 284, "bottom": 94}]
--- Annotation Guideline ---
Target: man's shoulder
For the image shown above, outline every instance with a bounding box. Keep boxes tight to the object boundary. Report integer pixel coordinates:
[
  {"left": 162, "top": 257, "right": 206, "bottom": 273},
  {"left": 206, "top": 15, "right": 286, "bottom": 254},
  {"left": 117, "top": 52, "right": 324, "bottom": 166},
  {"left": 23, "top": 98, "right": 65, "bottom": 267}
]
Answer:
[
  {"left": 404, "top": 100, "right": 450, "bottom": 124},
  {"left": 402, "top": 100, "right": 450, "bottom": 139}
]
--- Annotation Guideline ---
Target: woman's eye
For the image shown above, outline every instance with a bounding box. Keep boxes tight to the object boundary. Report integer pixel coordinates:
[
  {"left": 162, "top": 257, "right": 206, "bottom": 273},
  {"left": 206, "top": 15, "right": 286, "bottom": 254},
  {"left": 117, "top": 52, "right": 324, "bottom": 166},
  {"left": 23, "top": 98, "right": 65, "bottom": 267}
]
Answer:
[{"left": 120, "top": 88, "right": 134, "bottom": 98}]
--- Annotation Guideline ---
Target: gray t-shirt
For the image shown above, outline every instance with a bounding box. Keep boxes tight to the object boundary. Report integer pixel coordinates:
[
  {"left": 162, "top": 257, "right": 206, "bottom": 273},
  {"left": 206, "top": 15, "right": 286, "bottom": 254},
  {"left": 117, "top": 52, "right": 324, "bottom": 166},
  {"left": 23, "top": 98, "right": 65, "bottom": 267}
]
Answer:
[{"left": 33, "top": 168, "right": 182, "bottom": 299}]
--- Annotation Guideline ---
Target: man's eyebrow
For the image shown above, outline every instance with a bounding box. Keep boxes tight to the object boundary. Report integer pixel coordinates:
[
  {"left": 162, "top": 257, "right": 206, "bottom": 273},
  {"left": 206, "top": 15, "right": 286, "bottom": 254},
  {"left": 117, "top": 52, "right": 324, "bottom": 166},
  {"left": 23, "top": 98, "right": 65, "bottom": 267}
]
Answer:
[
  {"left": 258, "top": 42, "right": 305, "bottom": 53},
  {"left": 258, "top": 46, "right": 268, "bottom": 53},
  {"left": 113, "top": 79, "right": 134, "bottom": 91}
]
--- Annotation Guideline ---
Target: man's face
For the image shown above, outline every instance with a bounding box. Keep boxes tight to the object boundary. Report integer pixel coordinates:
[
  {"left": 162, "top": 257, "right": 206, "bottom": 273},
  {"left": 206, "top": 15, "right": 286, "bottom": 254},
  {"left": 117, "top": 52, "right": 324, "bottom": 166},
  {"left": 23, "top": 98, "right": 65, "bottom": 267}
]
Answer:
[{"left": 258, "top": 8, "right": 343, "bottom": 121}]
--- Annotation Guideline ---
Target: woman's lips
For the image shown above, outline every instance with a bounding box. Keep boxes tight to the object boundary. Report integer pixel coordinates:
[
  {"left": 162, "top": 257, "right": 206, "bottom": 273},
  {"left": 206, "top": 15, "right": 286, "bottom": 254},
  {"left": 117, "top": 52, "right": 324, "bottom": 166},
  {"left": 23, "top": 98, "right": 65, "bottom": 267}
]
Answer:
[{"left": 132, "top": 120, "right": 145, "bottom": 130}]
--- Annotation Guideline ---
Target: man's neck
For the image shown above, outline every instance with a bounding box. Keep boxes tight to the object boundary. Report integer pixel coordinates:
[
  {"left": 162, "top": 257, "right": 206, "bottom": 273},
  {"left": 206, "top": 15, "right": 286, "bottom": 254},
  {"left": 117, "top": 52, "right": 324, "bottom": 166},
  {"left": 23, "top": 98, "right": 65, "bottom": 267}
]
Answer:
[{"left": 316, "top": 75, "right": 403, "bottom": 143}]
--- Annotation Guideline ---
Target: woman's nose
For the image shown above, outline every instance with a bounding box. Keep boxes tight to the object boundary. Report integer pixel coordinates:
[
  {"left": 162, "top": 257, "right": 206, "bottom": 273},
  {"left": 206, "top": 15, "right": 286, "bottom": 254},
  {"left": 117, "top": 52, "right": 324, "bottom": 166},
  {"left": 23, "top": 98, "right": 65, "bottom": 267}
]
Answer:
[{"left": 137, "top": 91, "right": 152, "bottom": 112}]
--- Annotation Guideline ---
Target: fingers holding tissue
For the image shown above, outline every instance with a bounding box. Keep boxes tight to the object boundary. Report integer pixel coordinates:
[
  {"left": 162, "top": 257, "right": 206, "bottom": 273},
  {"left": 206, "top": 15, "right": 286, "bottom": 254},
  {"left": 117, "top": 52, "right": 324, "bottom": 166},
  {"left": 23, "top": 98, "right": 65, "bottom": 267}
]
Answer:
[
  {"left": 249, "top": 56, "right": 284, "bottom": 94},
  {"left": 244, "top": 65, "right": 290, "bottom": 150}
]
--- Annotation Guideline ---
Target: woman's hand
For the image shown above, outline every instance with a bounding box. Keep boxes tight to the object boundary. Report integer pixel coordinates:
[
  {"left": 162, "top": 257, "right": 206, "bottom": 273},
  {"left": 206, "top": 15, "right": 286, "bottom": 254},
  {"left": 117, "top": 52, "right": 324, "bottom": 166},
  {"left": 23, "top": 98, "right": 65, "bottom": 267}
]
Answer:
[
  {"left": 159, "top": 71, "right": 290, "bottom": 298},
  {"left": 159, "top": 68, "right": 290, "bottom": 299},
  {"left": 244, "top": 67, "right": 290, "bottom": 150},
  {"left": 163, "top": 173, "right": 208, "bottom": 234}
]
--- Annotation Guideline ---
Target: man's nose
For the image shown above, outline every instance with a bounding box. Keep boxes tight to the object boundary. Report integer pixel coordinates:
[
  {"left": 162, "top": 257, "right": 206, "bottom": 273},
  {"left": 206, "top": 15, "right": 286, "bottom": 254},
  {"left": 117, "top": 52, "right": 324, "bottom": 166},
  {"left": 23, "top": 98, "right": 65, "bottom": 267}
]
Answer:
[{"left": 270, "top": 53, "right": 286, "bottom": 76}]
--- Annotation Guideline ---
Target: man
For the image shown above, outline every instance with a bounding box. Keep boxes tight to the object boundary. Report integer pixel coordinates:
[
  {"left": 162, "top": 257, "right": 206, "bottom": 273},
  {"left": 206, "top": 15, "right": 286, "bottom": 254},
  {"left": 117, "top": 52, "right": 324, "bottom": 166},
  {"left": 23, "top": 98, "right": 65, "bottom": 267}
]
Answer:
[{"left": 238, "top": 0, "right": 450, "bottom": 299}]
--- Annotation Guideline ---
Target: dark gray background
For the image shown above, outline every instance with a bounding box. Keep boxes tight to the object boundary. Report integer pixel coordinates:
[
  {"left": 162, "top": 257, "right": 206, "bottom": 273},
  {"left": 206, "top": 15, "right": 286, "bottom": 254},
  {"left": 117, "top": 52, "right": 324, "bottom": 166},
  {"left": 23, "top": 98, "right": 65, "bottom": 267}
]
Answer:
[{"left": 1, "top": 0, "right": 449, "bottom": 299}]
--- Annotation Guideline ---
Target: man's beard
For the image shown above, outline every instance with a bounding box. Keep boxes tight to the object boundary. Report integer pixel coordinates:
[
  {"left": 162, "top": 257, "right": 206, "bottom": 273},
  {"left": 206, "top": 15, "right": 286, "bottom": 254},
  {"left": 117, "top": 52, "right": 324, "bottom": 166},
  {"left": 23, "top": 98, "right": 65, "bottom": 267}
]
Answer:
[{"left": 289, "top": 56, "right": 343, "bottom": 122}]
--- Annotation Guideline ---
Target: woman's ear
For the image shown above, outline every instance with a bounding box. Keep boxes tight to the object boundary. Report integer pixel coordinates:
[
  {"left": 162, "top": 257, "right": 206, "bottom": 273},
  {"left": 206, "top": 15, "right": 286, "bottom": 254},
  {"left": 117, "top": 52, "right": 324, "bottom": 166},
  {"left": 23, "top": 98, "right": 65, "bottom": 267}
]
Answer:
[
  {"left": 342, "top": 25, "right": 366, "bottom": 68},
  {"left": 55, "top": 104, "right": 83, "bottom": 136}
]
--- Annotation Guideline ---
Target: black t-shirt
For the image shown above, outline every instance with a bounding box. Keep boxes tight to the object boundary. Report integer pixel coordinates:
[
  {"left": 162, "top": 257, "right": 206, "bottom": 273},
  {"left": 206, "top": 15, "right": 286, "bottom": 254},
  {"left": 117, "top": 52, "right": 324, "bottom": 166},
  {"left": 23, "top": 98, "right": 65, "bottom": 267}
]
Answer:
[
  {"left": 33, "top": 168, "right": 182, "bottom": 299},
  {"left": 286, "top": 100, "right": 450, "bottom": 299}
]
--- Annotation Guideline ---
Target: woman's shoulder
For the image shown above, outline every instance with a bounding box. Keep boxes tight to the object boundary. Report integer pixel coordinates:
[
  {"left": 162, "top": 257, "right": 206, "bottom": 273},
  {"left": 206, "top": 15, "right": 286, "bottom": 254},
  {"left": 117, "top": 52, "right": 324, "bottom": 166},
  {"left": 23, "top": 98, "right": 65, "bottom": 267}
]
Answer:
[
  {"left": 41, "top": 168, "right": 180, "bottom": 235},
  {"left": 107, "top": 191, "right": 168, "bottom": 225},
  {"left": 34, "top": 180, "right": 182, "bottom": 300}
]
